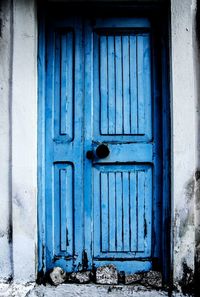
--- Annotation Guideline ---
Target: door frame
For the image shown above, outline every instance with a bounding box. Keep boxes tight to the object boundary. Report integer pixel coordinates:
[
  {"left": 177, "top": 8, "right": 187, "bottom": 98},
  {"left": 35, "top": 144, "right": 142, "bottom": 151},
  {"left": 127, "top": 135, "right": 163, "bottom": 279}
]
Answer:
[{"left": 37, "top": 1, "right": 171, "bottom": 284}]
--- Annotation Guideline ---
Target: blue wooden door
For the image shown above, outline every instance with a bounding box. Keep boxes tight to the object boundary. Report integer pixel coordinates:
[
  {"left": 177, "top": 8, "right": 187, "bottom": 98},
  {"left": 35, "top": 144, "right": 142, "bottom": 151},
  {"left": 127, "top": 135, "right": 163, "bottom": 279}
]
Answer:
[{"left": 44, "top": 16, "right": 162, "bottom": 274}]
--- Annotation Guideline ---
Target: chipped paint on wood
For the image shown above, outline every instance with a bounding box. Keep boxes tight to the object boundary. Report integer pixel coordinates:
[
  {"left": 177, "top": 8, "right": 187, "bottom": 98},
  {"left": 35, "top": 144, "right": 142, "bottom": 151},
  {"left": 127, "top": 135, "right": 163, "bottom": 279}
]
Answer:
[{"left": 40, "top": 12, "right": 167, "bottom": 276}]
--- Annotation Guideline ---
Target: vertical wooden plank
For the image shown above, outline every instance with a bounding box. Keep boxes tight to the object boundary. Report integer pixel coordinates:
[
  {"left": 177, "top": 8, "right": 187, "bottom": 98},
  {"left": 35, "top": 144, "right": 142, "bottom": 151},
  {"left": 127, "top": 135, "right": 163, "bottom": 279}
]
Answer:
[
  {"left": 129, "top": 35, "right": 138, "bottom": 134},
  {"left": 100, "top": 36, "right": 108, "bottom": 134},
  {"left": 60, "top": 169, "right": 67, "bottom": 251},
  {"left": 93, "top": 32, "right": 101, "bottom": 139},
  {"left": 66, "top": 165, "right": 73, "bottom": 255},
  {"left": 144, "top": 167, "right": 152, "bottom": 255},
  {"left": 83, "top": 20, "right": 93, "bottom": 268},
  {"left": 116, "top": 172, "right": 123, "bottom": 251},
  {"left": 136, "top": 171, "right": 138, "bottom": 250},
  {"left": 66, "top": 32, "right": 73, "bottom": 140},
  {"left": 143, "top": 34, "right": 152, "bottom": 139},
  {"left": 115, "top": 36, "right": 123, "bottom": 134},
  {"left": 130, "top": 171, "right": 137, "bottom": 251},
  {"left": 45, "top": 29, "right": 56, "bottom": 266},
  {"left": 53, "top": 165, "right": 60, "bottom": 255},
  {"left": 54, "top": 32, "right": 61, "bottom": 140},
  {"left": 60, "top": 34, "right": 67, "bottom": 135},
  {"left": 137, "top": 36, "right": 145, "bottom": 135},
  {"left": 151, "top": 29, "right": 162, "bottom": 263},
  {"left": 122, "top": 36, "right": 130, "bottom": 134},
  {"left": 101, "top": 172, "right": 109, "bottom": 252},
  {"left": 73, "top": 18, "right": 84, "bottom": 269},
  {"left": 123, "top": 172, "right": 130, "bottom": 251},
  {"left": 93, "top": 168, "right": 101, "bottom": 257},
  {"left": 108, "top": 172, "right": 116, "bottom": 251},
  {"left": 108, "top": 36, "right": 115, "bottom": 134},
  {"left": 138, "top": 170, "right": 145, "bottom": 251}
]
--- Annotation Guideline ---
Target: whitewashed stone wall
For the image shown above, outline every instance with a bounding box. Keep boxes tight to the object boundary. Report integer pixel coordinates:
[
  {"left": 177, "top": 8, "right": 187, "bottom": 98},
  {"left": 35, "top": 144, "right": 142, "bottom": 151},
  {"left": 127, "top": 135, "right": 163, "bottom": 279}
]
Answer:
[
  {"left": 0, "top": 0, "right": 13, "bottom": 282},
  {"left": 11, "top": 0, "right": 38, "bottom": 283},
  {"left": 0, "top": 0, "right": 37, "bottom": 283},
  {"left": 170, "top": 0, "right": 197, "bottom": 293}
]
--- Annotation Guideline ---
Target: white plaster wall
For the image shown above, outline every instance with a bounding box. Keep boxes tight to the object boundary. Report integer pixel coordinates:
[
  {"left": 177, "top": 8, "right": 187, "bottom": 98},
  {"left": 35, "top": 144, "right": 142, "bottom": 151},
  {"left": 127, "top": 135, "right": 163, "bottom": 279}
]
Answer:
[
  {"left": 11, "top": 0, "right": 37, "bottom": 283},
  {"left": 170, "top": 0, "right": 197, "bottom": 289},
  {"left": 0, "top": 0, "right": 13, "bottom": 282},
  {"left": 193, "top": 0, "right": 200, "bottom": 278}
]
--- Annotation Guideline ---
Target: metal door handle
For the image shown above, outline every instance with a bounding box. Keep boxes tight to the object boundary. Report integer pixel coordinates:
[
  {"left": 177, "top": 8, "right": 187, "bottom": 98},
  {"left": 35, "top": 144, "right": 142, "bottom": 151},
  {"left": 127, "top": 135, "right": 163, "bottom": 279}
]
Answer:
[
  {"left": 96, "top": 144, "right": 110, "bottom": 159},
  {"left": 86, "top": 144, "right": 110, "bottom": 160},
  {"left": 86, "top": 150, "right": 94, "bottom": 160}
]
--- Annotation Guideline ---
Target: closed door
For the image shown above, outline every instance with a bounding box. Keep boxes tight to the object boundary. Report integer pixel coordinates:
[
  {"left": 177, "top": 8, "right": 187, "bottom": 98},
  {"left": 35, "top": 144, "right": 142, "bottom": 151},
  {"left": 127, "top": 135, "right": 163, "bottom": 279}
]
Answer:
[{"left": 44, "top": 15, "right": 162, "bottom": 274}]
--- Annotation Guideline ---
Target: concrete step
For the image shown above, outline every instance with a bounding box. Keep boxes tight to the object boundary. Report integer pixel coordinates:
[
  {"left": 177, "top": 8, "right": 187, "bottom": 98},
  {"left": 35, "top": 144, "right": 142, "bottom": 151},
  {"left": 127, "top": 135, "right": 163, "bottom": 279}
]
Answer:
[{"left": 28, "top": 284, "right": 185, "bottom": 297}]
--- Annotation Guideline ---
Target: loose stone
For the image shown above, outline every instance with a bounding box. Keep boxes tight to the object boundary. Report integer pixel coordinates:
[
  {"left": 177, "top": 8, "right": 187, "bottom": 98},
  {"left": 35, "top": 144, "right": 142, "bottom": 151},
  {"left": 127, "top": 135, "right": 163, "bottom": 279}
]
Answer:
[
  {"left": 142, "top": 271, "right": 162, "bottom": 288},
  {"left": 68, "top": 271, "right": 91, "bottom": 284},
  {"left": 125, "top": 273, "right": 143, "bottom": 285},
  {"left": 96, "top": 264, "right": 118, "bottom": 285},
  {"left": 49, "top": 267, "right": 66, "bottom": 286}
]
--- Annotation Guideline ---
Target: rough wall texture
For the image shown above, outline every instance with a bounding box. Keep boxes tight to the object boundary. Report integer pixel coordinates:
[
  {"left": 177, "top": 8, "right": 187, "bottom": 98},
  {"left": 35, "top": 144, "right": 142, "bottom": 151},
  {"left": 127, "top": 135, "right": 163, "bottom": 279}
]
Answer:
[
  {"left": 0, "top": 0, "right": 38, "bottom": 283},
  {"left": 11, "top": 0, "right": 37, "bottom": 282},
  {"left": 170, "top": 0, "right": 198, "bottom": 294},
  {"left": 194, "top": 0, "right": 200, "bottom": 295},
  {"left": 0, "top": 0, "right": 13, "bottom": 282}
]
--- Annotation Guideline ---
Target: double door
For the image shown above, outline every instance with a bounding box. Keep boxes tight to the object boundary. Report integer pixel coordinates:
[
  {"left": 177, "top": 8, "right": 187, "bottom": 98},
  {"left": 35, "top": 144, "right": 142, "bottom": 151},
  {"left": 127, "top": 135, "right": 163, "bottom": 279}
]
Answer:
[{"left": 44, "top": 15, "right": 162, "bottom": 274}]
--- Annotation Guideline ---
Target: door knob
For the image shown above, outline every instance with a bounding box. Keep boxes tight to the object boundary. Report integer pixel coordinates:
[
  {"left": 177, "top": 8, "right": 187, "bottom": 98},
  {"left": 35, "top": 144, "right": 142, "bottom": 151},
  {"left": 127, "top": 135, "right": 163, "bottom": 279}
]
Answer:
[
  {"left": 86, "top": 150, "right": 94, "bottom": 160},
  {"left": 96, "top": 144, "right": 110, "bottom": 159}
]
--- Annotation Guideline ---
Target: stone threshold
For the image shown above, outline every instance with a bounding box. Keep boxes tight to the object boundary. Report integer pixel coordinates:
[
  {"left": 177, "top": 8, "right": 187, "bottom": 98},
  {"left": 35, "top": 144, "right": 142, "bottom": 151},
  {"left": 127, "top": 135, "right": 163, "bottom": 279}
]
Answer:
[
  {"left": 47, "top": 265, "right": 163, "bottom": 287},
  {"left": 0, "top": 283, "right": 190, "bottom": 297}
]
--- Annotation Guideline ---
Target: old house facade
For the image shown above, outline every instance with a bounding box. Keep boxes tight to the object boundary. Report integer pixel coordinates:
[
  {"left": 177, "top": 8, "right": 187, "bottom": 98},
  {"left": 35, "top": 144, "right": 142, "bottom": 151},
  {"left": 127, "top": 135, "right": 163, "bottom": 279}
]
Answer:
[{"left": 0, "top": 0, "right": 200, "bottom": 295}]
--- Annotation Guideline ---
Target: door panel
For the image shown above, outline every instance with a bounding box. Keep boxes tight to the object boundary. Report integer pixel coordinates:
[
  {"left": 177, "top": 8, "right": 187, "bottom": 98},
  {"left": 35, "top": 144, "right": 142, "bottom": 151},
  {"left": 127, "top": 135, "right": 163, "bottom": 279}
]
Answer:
[
  {"left": 54, "top": 31, "right": 74, "bottom": 142},
  {"left": 95, "top": 34, "right": 152, "bottom": 138},
  {"left": 93, "top": 29, "right": 152, "bottom": 142},
  {"left": 43, "top": 16, "right": 162, "bottom": 274},
  {"left": 53, "top": 163, "right": 73, "bottom": 256},
  {"left": 45, "top": 18, "right": 84, "bottom": 271},
  {"left": 93, "top": 165, "right": 152, "bottom": 258},
  {"left": 91, "top": 18, "right": 156, "bottom": 271}
]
